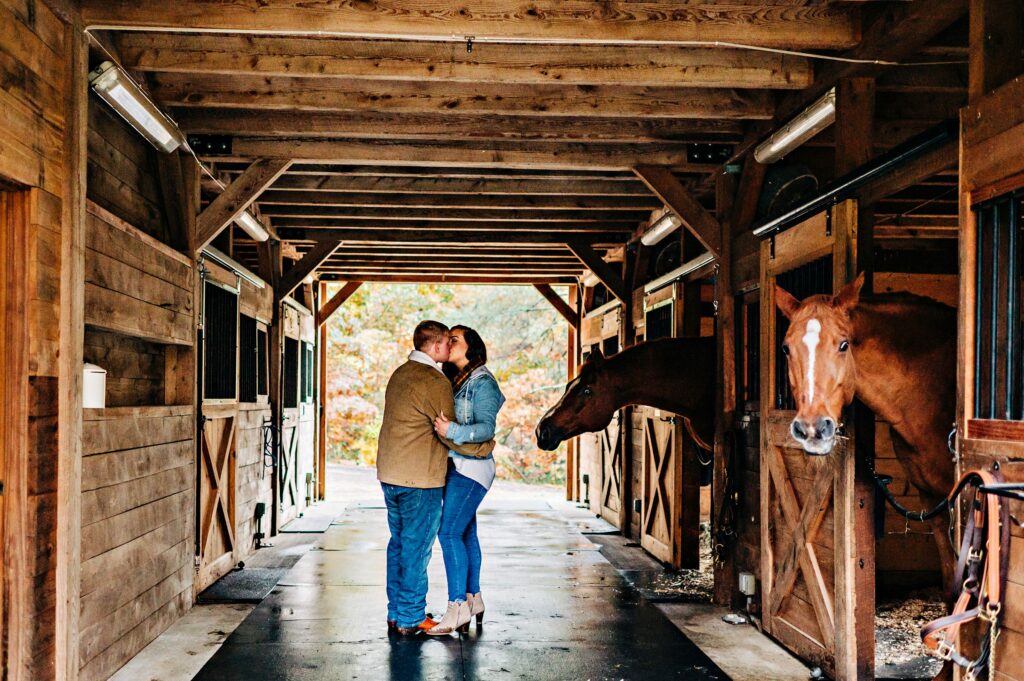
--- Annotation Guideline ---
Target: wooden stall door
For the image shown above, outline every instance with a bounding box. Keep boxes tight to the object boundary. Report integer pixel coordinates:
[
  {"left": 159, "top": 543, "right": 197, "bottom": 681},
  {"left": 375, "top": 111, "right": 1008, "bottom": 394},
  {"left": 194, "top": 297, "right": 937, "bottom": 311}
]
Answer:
[
  {"left": 640, "top": 408, "right": 683, "bottom": 565},
  {"left": 196, "top": 404, "right": 237, "bottom": 591},
  {"left": 598, "top": 412, "right": 623, "bottom": 526},
  {"left": 279, "top": 411, "right": 300, "bottom": 526},
  {"left": 759, "top": 203, "right": 872, "bottom": 681}
]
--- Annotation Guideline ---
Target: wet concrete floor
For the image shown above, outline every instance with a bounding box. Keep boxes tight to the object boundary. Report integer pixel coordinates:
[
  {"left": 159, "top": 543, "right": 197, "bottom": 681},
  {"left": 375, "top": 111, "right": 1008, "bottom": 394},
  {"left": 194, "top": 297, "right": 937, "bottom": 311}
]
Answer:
[{"left": 193, "top": 484, "right": 728, "bottom": 680}]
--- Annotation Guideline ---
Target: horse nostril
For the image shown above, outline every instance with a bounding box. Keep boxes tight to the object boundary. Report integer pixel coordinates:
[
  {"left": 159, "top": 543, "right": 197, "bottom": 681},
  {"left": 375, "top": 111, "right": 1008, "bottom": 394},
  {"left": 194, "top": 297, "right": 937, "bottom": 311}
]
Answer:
[
  {"left": 817, "top": 417, "right": 836, "bottom": 439},
  {"left": 791, "top": 419, "right": 809, "bottom": 441}
]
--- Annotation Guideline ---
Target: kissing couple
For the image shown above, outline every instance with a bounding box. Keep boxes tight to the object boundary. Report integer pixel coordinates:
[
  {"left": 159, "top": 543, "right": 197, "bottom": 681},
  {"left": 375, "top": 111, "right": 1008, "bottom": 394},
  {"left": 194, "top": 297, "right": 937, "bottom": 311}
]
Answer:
[{"left": 376, "top": 320, "right": 506, "bottom": 636}]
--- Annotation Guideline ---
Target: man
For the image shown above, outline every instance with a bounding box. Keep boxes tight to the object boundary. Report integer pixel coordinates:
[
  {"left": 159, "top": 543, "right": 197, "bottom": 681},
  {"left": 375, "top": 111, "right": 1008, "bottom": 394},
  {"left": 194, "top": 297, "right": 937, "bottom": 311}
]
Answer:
[{"left": 377, "top": 320, "right": 495, "bottom": 636}]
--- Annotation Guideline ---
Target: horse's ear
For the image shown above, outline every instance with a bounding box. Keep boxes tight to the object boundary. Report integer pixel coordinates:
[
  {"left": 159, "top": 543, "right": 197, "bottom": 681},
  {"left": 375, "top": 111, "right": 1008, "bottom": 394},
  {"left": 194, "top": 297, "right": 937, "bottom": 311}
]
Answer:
[
  {"left": 588, "top": 348, "right": 605, "bottom": 365},
  {"left": 833, "top": 272, "right": 865, "bottom": 312},
  {"left": 775, "top": 285, "right": 801, "bottom": 320}
]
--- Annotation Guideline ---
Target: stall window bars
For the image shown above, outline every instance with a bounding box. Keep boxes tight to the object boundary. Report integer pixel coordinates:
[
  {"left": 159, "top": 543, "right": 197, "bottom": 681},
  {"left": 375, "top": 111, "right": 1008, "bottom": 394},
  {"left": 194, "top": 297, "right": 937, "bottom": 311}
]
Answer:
[
  {"left": 239, "top": 314, "right": 258, "bottom": 403},
  {"left": 775, "top": 255, "right": 834, "bottom": 410},
  {"left": 203, "top": 281, "right": 238, "bottom": 401},
  {"left": 973, "top": 191, "right": 1024, "bottom": 420}
]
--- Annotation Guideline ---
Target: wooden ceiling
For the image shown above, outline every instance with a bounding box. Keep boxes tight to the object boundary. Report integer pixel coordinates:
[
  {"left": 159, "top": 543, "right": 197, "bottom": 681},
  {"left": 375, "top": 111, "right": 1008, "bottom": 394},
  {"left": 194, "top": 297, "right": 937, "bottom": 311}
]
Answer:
[{"left": 80, "top": 0, "right": 970, "bottom": 285}]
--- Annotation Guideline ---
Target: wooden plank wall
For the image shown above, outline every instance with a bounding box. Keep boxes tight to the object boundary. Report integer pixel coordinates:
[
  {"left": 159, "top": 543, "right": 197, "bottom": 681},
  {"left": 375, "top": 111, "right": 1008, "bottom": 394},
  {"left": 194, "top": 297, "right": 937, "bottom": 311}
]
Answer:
[
  {"left": 79, "top": 407, "right": 194, "bottom": 681},
  {"left": 0, "top": 0, "right": 71, "bottom": 675}
]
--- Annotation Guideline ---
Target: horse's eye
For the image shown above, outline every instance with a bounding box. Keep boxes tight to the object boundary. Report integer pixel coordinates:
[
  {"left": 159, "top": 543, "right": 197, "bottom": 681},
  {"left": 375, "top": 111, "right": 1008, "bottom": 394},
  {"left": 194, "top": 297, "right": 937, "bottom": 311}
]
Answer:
[
  {"left": 582, "top": 386, "right": 593, "bottom": 397},
  {"left": 781, "top": 344, "right": 790, "bottom": 357},
  {"left": 839, "top": 340, "right": 849, "bottom": 352}
]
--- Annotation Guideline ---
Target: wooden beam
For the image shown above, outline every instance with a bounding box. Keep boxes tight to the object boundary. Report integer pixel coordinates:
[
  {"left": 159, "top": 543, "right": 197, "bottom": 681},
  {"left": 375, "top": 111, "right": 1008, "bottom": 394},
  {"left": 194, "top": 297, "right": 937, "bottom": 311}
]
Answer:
[
  {"left": 318, "top": 273, "right": 574, "bottom": 285},
  {"left": 317, "top": 282, "right": 327, "bottom": 500},
  {"left": 121, "top": 33, "right": 814, "bottom": 89},
  {"left": 566, "top": 241, "right": 627, "bottom": 302},
  {"left": 82, "top": 2, "right": 859, "bottom": 49},
  {"left": 272, "top": 218, "right": 637, "bottom": 233},
  {"left": 835, "top": 78, "right": 876, "bottom": 176},
  {"left": 321, "top": 262, "right": 580, "bottom": 273},
  {"left": 264, "top": 174, "right": 653, "bottom": 196},
  {"left": 279, "top": 228, "right": 628, "bottom": 245},
  {"left": 533, "top": 284, "right": 579, "bottom": 329},
  {"left": 856, "top": 141, "right": 957, "bottom": 207},
  {"left": 205, "top": 139, "right": 722, "bottom": 171},
  {"left": 969, "top": 0, "right": 1024, "bottom": 102},
  {"left": 57, "top": 21, "right": 89, "bottom": 681},
  {"left": 174, "top": 109, "right": 744, "bottom": 144},
  {"left": 633, "top": 165, "right": 722, "bottom": 259},
  {"left": 277, "top": 239, "right": 341, "bottom": 299},
  {"left": 315, "top": 281, "right": 362, "bottom": 327},
  {"left": 257, "top": 191, "right": 659, "bottom": 210},
  {"left": 260, "top": 206, "right": 649, "bottom": 222},
  {"left": 155, "top": 150, "right": 192, "bottom": 252},
  {"left": 196, "top": 159, "right": 291, "bottom": 251},
  {"left": 151, "top": 74, "right": 775, "bottom": 120}
]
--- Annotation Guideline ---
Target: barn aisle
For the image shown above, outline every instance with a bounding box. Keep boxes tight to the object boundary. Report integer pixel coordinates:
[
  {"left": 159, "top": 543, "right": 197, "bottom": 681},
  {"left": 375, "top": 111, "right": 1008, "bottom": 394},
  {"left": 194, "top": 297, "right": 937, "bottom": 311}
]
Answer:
[{"left": 191, "top": 465, "right": 727, "bottom": 680}]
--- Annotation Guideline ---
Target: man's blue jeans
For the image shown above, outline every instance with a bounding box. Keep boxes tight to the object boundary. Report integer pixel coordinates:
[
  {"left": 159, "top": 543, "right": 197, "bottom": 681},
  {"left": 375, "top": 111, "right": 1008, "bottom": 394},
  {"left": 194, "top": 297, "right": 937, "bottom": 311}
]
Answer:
[
  {"left": 381, "top": 483, "right": 443, "bottom": 628},
  {"left": 438, "top": 468, "right": 488, "bottom": 602}
]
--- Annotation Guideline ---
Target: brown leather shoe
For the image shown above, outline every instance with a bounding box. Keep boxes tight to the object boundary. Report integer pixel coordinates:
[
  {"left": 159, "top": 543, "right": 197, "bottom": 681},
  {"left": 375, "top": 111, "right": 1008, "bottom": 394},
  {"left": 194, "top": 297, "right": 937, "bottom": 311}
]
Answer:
[
  {"left": 393, "top": 625, "right": 422, "bottom": 636},
  {"left": 387, "top": 620, "right": 396, "bottom": 631}
]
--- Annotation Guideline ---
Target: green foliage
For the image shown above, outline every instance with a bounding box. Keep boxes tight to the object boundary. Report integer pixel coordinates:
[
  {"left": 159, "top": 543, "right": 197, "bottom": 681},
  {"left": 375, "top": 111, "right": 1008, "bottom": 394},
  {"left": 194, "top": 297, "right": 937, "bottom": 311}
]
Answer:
[{"left": 324, "top": 283, "right": 568, "bottom": 485}]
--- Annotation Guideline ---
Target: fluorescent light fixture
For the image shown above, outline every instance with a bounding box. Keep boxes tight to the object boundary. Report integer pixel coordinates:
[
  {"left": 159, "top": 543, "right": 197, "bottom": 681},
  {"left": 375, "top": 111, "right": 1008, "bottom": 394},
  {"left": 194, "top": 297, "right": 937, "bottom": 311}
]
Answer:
[
  {"left": 581, "top": 270, "right": 601, "bottom": 287},
  {"left": 89, "top": 61, "right": 184, "bottom": 153},
  {"left": 754, "top": 88, "right": 836, "bottom": 164},
  {"left": 641, "top": 210, "right": 683, "bottom": 247},
  {"left": 235, "top": 211, "right": 270, "bottom": 242}
]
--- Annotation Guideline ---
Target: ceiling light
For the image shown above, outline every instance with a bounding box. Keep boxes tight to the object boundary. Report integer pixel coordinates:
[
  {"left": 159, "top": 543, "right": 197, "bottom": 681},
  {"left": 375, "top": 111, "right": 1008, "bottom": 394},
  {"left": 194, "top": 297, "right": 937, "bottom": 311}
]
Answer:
[
  {"left": 641, "top": 210, "right": 683, "bottom": 247},
  {"left": 754, "top": 88, "right": 836, "bottom": 164},
  {"left": 235, "top": 211, "right": 270, "bottom": 242},
  {"left": 581, "top": 270, "right": 601, "bottom": 287},
  {"left": 88, "top": 61, "right": 184, "bottom": 153}
]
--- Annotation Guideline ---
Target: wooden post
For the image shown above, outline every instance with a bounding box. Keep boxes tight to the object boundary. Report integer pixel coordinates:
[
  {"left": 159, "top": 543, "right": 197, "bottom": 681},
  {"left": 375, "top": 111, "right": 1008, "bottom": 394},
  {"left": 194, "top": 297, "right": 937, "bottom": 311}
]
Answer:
[
  {"left": 969, "top": 0, "right": 1024, "bottom": 102},
  {"left": 56, "top": 19, "right": 88, "bottom": 681},
  {"left": 261, "top": 240, "right": 284, "bottom": 534},
  {"left": 317, "top": 282, "right": 328, "bottom": 501},
  {"left": 566, "top": 285, "right": 580, "bottom": 502}
]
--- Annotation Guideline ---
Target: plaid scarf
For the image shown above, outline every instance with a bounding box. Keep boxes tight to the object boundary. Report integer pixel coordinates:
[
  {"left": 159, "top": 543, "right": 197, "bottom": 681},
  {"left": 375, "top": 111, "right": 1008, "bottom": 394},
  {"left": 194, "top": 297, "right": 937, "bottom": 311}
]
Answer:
[{"left": 451, "top": 358, "right": 485, "bottom": 393}]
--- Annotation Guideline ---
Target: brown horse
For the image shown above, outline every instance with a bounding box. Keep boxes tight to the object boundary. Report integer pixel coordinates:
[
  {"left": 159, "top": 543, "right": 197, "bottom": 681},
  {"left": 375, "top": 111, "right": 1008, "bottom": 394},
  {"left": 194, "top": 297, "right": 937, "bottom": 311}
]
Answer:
[
  {"left": 535, "top": 337, "right": 716, "bottom": 451},
  {"left": 775, "top": 272, "right": 958, "bottom": 592}
]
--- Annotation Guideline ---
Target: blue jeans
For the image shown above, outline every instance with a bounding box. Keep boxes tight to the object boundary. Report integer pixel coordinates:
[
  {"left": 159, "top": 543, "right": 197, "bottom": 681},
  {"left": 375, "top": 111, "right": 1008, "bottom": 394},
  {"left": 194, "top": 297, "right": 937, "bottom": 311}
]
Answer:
[
  {"left": 381, "top": 483, "right": 443, "bottom": 628},
  {"left": 438, "top": 468, "right": 488, "bottom": 602}
]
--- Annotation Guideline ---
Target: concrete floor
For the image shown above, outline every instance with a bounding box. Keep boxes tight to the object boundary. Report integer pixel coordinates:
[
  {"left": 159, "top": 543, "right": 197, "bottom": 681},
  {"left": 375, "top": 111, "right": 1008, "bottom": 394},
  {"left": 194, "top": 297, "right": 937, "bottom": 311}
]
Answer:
[{"left": 122, "top": 464, "right": 808, "bottom": 681}]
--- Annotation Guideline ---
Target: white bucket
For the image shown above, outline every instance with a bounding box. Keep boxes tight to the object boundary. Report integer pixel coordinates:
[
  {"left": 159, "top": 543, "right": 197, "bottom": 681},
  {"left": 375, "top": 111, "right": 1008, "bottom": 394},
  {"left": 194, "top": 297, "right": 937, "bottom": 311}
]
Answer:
[{"left": 83, "top": 363, "right": 107, "bottom": 409}]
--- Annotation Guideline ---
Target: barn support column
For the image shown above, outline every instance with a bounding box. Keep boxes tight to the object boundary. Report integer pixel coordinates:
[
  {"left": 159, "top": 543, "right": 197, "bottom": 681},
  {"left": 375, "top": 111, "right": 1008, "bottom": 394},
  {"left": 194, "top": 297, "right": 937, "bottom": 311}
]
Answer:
[
  {"left": 566, "top": 285, "right": 581, "bottom": 502},
  {"left": 56, "top": 17, "right": 88, "bottom": 681},
  {"left": 969, "top": 0, "right": 1024, "bottom": 101},
  {"left": 260, "top": 240, "right": 284, "bottom": 534}
]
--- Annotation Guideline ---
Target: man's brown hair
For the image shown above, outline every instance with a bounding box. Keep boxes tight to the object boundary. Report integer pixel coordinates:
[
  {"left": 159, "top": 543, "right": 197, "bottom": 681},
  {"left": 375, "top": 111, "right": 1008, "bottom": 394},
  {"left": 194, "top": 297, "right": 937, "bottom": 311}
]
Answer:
[{"left": 413, "top": 320, "right": 449, "bottom": 351}]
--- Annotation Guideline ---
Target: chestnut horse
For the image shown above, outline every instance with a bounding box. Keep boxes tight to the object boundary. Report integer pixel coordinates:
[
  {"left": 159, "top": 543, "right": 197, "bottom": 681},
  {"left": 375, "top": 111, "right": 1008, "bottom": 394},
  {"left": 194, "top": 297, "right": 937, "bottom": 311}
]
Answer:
[
  {"left": 775, "top": 272, "right": 958, "bottom": 592},
  {"left": 535, "top": 337, "right": 715, "bottom": 452}
]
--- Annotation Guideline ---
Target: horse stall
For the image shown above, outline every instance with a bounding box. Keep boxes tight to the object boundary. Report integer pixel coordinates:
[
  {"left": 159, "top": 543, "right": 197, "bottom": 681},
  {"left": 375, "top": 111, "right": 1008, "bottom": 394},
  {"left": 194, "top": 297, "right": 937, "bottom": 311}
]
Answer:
[
  {"left": 276, "top": 299, "right": 317, "bottom": 529},
  {"left": 956, "top": 71, "right": 1024, "bottom": 681},
  {"left": 577, "top": 296, "right": 625, "bottom": 528}
]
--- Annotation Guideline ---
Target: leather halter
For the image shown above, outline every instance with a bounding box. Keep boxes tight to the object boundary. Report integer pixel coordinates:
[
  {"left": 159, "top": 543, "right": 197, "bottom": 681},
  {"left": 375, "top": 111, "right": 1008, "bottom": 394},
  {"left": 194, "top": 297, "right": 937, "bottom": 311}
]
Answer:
[{"left": 920, "top": 468, "right": 1011, "bottom": 680}]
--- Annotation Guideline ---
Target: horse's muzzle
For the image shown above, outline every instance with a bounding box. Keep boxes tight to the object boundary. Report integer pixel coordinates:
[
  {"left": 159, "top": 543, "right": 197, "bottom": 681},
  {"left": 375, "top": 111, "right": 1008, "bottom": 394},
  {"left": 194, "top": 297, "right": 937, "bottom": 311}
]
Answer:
[
  {"left": 790, "top": 416, "right": 837, "bottom": 456},
  {"left": 535, "top": 420, "right": 565, "bottom": 451}
]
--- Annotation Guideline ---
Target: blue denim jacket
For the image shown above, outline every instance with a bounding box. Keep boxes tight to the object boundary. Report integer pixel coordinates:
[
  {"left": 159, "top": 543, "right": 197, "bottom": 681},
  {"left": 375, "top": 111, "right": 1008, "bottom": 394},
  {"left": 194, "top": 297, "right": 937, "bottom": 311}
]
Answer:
[{"left": 448, "top": 367, "right": 505, "bottom": 459}]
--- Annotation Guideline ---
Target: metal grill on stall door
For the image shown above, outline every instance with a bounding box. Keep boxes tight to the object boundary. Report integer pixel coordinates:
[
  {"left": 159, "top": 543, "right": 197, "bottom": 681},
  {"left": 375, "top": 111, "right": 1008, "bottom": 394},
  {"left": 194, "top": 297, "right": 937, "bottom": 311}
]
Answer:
[{"left": 774, "top": 255, "right": 833, "bottom": 410}]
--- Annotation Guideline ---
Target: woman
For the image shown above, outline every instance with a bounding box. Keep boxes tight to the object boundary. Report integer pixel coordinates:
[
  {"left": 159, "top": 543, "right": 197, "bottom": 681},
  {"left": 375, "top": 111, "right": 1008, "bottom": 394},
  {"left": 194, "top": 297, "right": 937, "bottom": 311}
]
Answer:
[{"left": 426, "top": 325, "right": 505, "bottom": 635}]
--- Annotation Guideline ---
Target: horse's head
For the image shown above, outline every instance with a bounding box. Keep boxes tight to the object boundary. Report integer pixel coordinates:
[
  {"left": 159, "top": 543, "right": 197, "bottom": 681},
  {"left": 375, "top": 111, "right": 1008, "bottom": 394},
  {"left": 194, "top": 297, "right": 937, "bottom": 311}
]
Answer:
[
  {"left": 535, "top": 350, "right": 618, "bottom": 451},
  {"left": 775, "top": 273, "right": 864, "bottom": 455}
]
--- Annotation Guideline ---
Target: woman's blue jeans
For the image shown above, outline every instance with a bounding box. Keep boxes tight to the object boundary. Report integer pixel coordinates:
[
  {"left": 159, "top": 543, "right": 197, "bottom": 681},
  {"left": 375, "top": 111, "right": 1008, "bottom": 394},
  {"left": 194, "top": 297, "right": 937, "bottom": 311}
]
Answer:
[{"left": 438, "top": 467, "right": 488, "bottom": 602}]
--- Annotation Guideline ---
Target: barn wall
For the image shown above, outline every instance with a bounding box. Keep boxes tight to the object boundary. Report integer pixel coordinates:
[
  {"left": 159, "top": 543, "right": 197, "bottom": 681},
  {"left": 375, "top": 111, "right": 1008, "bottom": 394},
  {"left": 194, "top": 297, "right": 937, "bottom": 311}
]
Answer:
[
  {"left": 0, "top": 1, "right": 73, "bottom": 676},
  {"left": 77, "top": 204, "right": 196, "bottom": 681}
]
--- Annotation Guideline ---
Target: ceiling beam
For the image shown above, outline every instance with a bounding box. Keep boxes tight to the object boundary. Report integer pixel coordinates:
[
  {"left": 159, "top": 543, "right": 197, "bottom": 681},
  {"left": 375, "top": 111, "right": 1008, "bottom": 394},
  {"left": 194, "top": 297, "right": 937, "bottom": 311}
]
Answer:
[
  {"left": 151, "top": 74, "right": 775, "bottom": 120},
  {"left": 316, "top": 281, "right": 362, "bottom": 328},
  {"left": 256, "top": 191, "right": 660, "bottom": 210},
  {"left": 633, "top": 165, "right": 722, "bottom": 259},
  {"left": 318, "top": 274, "right": 575, "bottom": 285},
  {"left": 330, "top": 248, "right": 575, "bottom": 259},
  {"left": 278, "top": 228, "right": 627, "bottom": 246},
  {"left": 533, "top": 283, "right": 579, "bottom": 329},
  {"left": 82, "top": 1, "right": 859, "bottom": 49},
  {"left": 174, "top": 109, "right": 743, "bottom": 144},
  {"left": 120, "top": 33, "right": 813, "bottom": 89},
  {"left": 277, "top": 239, "right": 341, "bottom": 299},
  {"left": 567, "top": 241, "right": 627, "bottom": 303},
  {"left": 258, "top": 206, "right": 649, "bottom": 222},
  {"left": 271, "top": 218, "right": 635, "bottom": 232},
  {"left": 263, "top": 174, "right": 653, "bottom": 196},
  {"left": 196, "top": 158, "right": 291, "bottom": 250},
  {"left": 856, "top": 140, "right": 957, "bottom": 207},
  {"left": 204, "top": 139, "right": 719, "bottom": 171}
]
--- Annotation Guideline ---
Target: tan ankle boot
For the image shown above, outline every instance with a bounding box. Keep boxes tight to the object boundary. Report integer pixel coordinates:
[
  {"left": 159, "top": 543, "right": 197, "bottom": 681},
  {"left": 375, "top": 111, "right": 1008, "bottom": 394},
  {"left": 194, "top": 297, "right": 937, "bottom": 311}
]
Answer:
[
  {"left": 467, "top": 592, "right": 484, "bottom": 623},
  {"left": 425, "top": 601, "right": 471, "bottom": 635}
]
